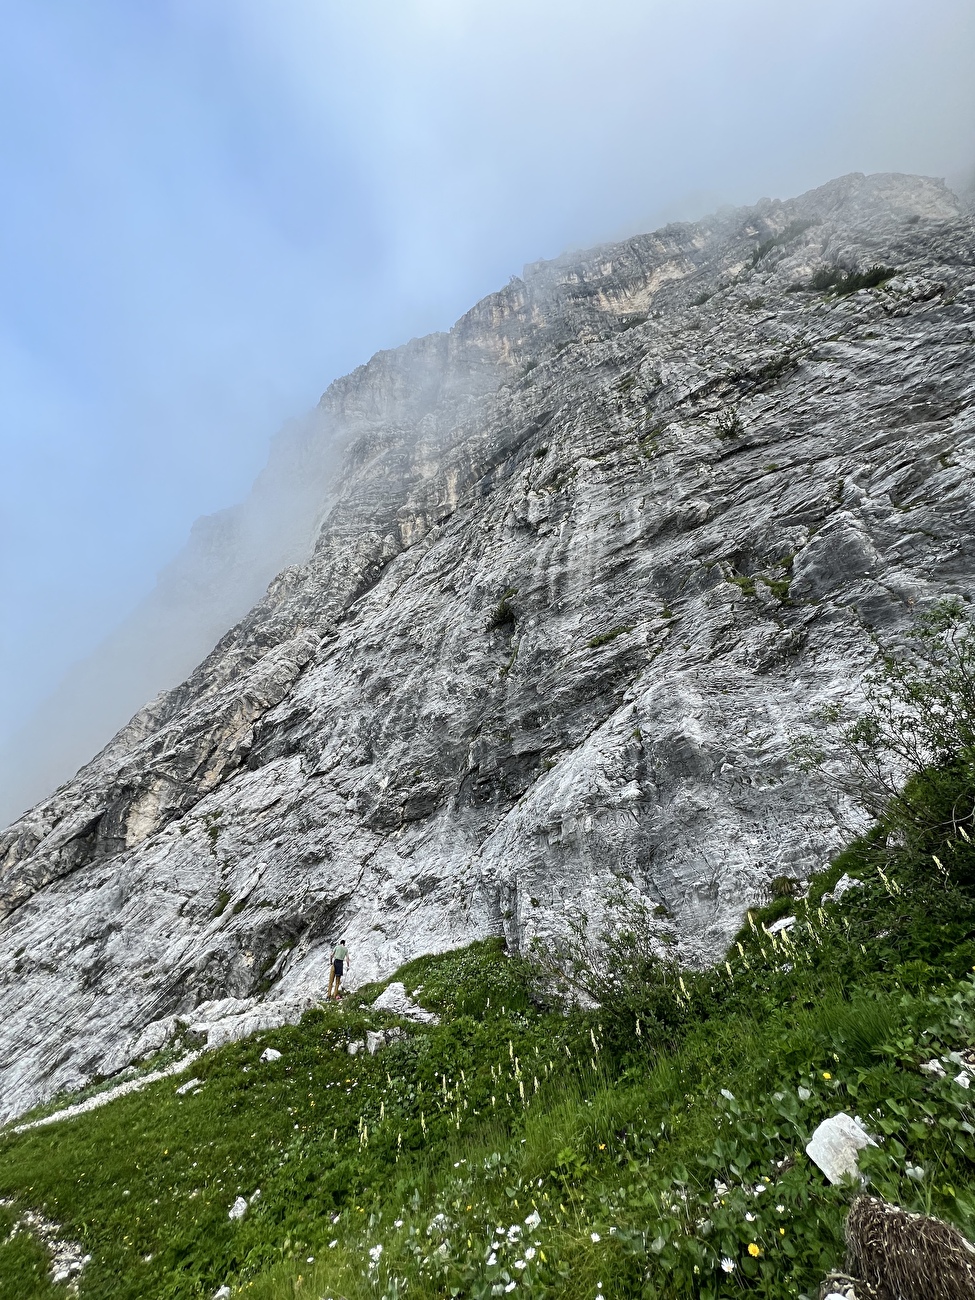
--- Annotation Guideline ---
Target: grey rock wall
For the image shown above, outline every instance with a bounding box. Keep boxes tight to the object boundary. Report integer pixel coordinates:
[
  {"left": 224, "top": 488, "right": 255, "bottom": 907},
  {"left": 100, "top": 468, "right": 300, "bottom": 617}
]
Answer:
[{"left": 1, "top": 171, "right": 974, "bottom": 1120}]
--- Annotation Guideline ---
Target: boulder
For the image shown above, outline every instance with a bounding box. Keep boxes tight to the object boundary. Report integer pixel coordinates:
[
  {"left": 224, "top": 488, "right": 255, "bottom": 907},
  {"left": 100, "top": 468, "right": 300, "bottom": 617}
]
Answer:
[{"left": 806, "top": 1112, "right": 876, "bottom": 1184}]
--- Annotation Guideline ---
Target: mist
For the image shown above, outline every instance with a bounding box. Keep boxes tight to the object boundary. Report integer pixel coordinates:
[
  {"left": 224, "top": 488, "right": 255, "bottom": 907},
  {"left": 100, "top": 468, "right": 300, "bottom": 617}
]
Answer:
[{"left": 1, "top": 0, "right": 973, "bottom": 826}]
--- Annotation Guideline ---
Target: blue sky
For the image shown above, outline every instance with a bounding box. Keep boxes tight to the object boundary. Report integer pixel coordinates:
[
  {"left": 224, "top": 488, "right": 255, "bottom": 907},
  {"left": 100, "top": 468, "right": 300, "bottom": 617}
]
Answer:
[{"left": 1, "top": 0, "right": 973, "bottom": 749}]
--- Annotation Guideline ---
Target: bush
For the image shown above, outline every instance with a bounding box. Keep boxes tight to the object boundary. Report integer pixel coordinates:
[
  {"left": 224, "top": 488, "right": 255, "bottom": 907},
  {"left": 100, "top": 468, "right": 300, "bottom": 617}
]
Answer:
[{"left": 810, "top": 264, "right": 896, "bottom": 295}]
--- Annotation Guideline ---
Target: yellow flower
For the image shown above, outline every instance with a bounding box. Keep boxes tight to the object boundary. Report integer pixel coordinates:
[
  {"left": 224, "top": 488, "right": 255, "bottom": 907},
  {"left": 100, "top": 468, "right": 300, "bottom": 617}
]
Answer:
[
  {"left": 822, "top": 1071, "right": 832, "bottom": 1080},
  {"left": 598, "top": 1143, "right": 606, "bottom": 1150},
  {"left": 747, "top": 1243, "right": 761, "bottom": 1257},
  {"left": 779, "top": 1228, "right": 785, "bottom": 1235}
]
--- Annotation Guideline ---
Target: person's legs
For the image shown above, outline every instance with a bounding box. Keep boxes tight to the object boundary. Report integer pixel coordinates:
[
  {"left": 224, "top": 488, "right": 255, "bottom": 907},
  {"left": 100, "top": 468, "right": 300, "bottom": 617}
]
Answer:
[{"left": 333, "top": 958, "right": 344, "bottom": 998}]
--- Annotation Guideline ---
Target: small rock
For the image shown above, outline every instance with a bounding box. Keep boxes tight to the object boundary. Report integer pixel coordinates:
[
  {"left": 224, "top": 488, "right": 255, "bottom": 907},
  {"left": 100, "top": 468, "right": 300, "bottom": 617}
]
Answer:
[
  {"left": 920, "top": 1058, "right": 947, "bottom": 1078},
  {"left": 806, "top": 1112, "right": 876, "bottom": 1185},
  {"left": 832, "top": 873, "right": 864, "bottom": 901},
  {"left": 228, "top": 1196, "right": 248, "bottom": 1221},
  {"left": 175, "top": 1077, "right": 202, "bottom": 1095},
  {"left": 260, "top": 1048, "right": 282, "bottom": 1062},
  {"left": 214, "top": 1289, "right": 231, "bottom": 1299},
  {"left": 366, "top": 1027, "right": 405, "bottom": 1055},
  {"left": 954, "top": 1071, "right": 970, "bottom": 1089},
  {"left": 766, "top": 915, "right": 795, "bottom": 935}
]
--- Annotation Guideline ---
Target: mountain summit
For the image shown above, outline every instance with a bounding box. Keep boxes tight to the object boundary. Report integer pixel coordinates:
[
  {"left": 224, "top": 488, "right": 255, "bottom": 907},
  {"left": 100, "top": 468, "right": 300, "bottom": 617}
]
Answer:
[{"left": 1, "top": 171, "right": 973, "bottom": 1121}]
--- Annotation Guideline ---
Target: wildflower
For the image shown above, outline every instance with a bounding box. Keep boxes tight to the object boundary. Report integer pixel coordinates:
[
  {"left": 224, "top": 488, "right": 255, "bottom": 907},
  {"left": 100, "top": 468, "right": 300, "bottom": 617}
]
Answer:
[
  {"left": 505, "top": 1284, "right": 517, "bottom": 1293},
  {"left": 524, "top": 1247, "right": 536, "bottom": 1260},
  {"left": 514, "top": 1259, "right": 526, "bottom": 1270},
  {"left": 487, "top": 1253, "right": 498, "bottom": 1266},
  {"left": 369, "top": 1244, "right": 383, "bottom": 1264},
  {"left": 822, "top": 1072, "right": 832, "bottom": 1080},
  {"left": 394, "top": 1220, "right": 404, "bottom": 1228},
  {"left": 747, "top": 1243, "right": 761, "bottom": 1257},
  {"left": 776, "top": 1205, "right": 785, "bottom": 1214},
  {"left": 721, "top": 1257, "right": 735, "bottom": 1273},
  {"left": 328, "top": 1240, "right": 338, "bottom": 1249},
  {"left": 598, "top": 1143, "right": 606, "bottom": 1150},
  {"left": 744, "top": 1212, "right": 756, "bottom": 1222},
  {"left": 590, "top": 1231, "right": 601, "bottom": 1242},
  {"left": 524, "top": 1211, "right": 541, "bottom": 1229},
  {"left": 779, "top": 1228, "right": 785, "bottom": 1236}
]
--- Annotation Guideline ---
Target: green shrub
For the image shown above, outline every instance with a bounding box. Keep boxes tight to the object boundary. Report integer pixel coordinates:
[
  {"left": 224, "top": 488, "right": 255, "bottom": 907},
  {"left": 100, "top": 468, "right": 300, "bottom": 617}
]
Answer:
[
  {"left": 586, "top": 625, "right": 635, "bottom": 649},
  {"left": 810, "top": 264, "right": 896, "bottom": 295}
]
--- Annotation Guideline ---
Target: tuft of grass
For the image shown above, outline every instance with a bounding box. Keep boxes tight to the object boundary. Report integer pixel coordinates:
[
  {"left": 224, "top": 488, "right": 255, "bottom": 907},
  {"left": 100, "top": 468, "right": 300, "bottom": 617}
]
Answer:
[
  {"left": 811, "top": 264, "right": 897, "bottom": 295},
  {"left": 586, "top": 625, "right": 635, "bottom": 649},
  {"left": 486, "top": 589, "right": 519, "bottom": 633}
]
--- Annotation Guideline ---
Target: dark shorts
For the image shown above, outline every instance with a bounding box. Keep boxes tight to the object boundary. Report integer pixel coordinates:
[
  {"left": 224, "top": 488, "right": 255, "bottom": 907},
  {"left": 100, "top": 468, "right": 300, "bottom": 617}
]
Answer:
[{"left": 333, "top": 959, "right": 344, "bottom": 978}]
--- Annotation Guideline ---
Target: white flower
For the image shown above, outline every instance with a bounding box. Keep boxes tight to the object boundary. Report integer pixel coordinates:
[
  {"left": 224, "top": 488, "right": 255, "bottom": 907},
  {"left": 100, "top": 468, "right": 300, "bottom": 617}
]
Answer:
[
  {"left": 507, "top": 1224, "right": 522, "bottom": 1239},
  {"left": 328, "top": 1239, "right": 338, "bottom": 1249},
  {"left": 754, "top": 1184, "right": 766, "bottom": 1193},
  {"left": 228, "top": 1197, "right": 248, "bottom": 1221},
  {"left": 368, "top": 1244, "right": 383, "bottom": 1263},
  {"left": 524, "top": 1211, "right": 541, "bottom": 1229},
  {"left": 776, "top": 1205, "right": 785, "bottom": 1213},
  {"left": 721, "top": 1257, "right": 735, "bottom": 1273},
  {"left": 906, "top": 1164, "right": 925, "bottom": 1181},
  {"left": 514, "top": 1259, "right": 526, "bottom": 1270},
  {"left": 590, "top": 1231, "right": 601, "bottom": 1242},
  {"left": 487, "top": 1252, "right": 498, "bottom": 1266},
  {"left": 394, "top": 1219, "right": 403, "bottom": 1228},
  {"left": 505, "top": 1284, "right": 517, "bottom": 1293},
  {"left": 306, "top": 1256, "right": 314, "bottom": 1263},
  {"left": 524, "top": 1247, "right": 536, "bottom": 1260},
  {"left": 744, "top": 1212, "right": 756, "bottom": 1222}
]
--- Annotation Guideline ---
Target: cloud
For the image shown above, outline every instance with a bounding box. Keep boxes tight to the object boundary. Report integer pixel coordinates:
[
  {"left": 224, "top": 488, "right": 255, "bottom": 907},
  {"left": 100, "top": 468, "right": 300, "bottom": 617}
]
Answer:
[{"left": 1, "top": 0, "right": 972, "bottom": 821}]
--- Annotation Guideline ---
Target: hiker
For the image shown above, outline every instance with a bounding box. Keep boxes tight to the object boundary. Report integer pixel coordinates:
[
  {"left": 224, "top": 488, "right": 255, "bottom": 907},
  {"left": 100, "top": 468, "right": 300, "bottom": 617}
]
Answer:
[{"left": 328, "top": 938, "right": 349, "bottom": 1000}]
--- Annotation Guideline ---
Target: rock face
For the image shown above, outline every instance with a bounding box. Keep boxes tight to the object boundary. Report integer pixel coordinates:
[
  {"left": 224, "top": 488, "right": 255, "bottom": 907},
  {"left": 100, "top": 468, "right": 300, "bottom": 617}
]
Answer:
[{"left": 0, "top": 171, "right": 974, "bottom": 1120}]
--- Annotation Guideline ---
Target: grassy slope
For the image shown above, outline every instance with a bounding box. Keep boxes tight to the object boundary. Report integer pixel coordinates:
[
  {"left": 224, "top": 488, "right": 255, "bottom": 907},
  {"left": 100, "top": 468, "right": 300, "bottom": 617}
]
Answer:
[{"left": 2, "top": 843, "right": 975, "bottom": 1299}]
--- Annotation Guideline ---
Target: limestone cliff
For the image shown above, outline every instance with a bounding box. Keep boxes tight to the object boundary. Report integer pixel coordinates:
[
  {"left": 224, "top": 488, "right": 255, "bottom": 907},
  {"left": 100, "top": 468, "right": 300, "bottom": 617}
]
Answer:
[{"left": 1, "top": 171, "right": 974, "bottom": 1121}]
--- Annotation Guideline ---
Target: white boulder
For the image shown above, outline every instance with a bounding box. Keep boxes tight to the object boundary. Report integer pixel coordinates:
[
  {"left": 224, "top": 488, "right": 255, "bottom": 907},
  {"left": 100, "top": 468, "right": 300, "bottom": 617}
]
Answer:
[
  {"left": 372, "top": 982, "right": 439, "bottom": 1024},
  {"left": 805, "top": 1112, "right": 876, "bottom": 1184}
]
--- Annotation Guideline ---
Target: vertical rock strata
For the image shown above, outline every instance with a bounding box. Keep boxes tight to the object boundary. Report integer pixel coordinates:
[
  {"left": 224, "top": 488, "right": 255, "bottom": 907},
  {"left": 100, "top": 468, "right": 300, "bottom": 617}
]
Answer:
[{"left": 1, "top": 171, "right": 974, "bottom": 1118}]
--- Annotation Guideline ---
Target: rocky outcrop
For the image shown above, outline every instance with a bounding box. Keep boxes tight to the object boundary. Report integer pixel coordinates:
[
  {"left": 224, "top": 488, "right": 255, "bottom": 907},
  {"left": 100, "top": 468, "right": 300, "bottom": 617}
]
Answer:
[{"left": 0, "top": 171, "right": 973, "bottom": 1120}]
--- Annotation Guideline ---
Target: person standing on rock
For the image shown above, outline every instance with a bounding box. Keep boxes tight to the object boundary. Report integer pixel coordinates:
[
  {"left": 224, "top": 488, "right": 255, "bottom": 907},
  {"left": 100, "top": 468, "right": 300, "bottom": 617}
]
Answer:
[{"left": 328, "top": 938, "right": 349, "bottom": 1000}]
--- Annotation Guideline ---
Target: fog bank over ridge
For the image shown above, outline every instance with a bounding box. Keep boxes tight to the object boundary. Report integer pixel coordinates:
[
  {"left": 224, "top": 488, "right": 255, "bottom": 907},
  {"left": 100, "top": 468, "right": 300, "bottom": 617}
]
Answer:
[{"left": 0, "top": 410, "right": 340, "bottom": 827}]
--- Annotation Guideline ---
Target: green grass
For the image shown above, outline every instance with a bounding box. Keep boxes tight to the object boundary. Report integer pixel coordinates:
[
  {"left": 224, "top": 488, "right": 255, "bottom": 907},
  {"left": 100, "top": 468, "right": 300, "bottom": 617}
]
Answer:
[
  {"left": 586, "top": 626, "right": 635, "bottom": 650},
  {"left": 4, "top": 803, "right": 975, "bottom": 1297},
  {"left": 810, "top": 264, "right": 896, "bottom": 295}
]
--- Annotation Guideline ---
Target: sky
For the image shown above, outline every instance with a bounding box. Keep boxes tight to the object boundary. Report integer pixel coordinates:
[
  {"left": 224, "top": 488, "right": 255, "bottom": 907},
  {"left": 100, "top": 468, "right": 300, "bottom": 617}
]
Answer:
[{"left": 1, "top": 0, "right": 973, "bottom": 783}]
